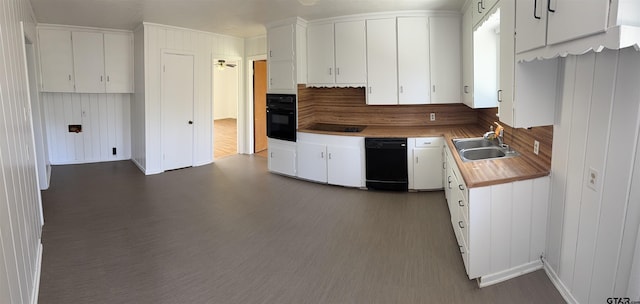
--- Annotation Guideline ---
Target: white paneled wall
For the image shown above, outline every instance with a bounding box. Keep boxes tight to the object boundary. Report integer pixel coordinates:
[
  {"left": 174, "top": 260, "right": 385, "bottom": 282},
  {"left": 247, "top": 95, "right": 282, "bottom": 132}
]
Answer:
[
  {"left": 0, "top": 0, "right": 44, "bottom": 303},
  {"left": 136, "top": 23, "right": 244, "bottom": 174},
  {"left": 42, "top": 93, "right": 131, "bottom": 164},
  {"left": 547, "top": 48, "right": 640, "bottom": 303}
]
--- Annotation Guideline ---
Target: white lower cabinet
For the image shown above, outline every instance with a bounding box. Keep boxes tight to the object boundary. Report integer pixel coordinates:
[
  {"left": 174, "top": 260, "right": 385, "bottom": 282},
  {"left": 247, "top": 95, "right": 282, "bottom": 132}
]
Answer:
[
  {"left": 444, "top": 144, "right": 550, "bottom": 287},
  {"left": 297, "top": 133, "right": 364, "bottom": 188},
  {"left": 268, "top": 138, "right": 297, "bottom": 176},
  {"left": 408, "top": 137, "right": 444, "bottom": 190}
]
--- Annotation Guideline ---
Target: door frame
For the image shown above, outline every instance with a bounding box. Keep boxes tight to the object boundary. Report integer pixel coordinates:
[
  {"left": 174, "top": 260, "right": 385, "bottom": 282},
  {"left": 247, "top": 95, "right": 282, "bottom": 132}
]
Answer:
[
  {"left": 160, "top": 49, "right": 195, "bottom": 171},
  {"left": 245, "top": 54, "right": 268, "bottom": 154},
  {"left": 212, "top": 55, "right": 242, "bottom": 158}
]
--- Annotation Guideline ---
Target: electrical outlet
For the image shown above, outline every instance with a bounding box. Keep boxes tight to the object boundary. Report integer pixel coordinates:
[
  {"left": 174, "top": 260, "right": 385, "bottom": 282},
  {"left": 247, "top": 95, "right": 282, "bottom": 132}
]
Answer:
[
  {"left": 430, "top": 113, "right": 436, "bottom": 121},
  {"left": 533, "top": 140, "right": 540, "bottom": 155},
  {"left": 587, "top": 167, "right": 598, "bottom": 191}
]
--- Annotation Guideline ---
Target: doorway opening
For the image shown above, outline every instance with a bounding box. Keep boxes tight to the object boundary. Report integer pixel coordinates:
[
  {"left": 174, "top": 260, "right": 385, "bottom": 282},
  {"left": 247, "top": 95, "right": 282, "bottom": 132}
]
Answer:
[
  {"left": 253, "top": 60, "right": 268, "bottom": 157},
  {"left": 213, "top": 58, "right": 240, "bottom": 160}
]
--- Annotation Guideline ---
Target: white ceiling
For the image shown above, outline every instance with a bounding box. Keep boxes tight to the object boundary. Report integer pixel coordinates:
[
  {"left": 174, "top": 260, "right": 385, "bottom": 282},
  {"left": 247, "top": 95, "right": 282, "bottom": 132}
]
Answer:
[{"left": 30, "top": 0, "right": 466, "bottom": 38}]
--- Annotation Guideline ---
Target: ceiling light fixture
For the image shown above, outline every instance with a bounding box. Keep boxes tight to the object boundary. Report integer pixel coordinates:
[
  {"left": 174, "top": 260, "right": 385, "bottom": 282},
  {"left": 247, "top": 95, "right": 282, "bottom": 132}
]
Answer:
[{"left": 216, "top": 59, "right": 237, "bottom": 71}]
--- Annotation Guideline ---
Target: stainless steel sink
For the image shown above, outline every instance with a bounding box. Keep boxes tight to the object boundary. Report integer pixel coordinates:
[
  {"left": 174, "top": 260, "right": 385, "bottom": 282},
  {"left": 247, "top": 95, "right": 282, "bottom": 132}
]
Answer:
[
  {"left": 453, "top": 137, "right": 498, "bottom": 150},
  {"left": 452, "top": 138, "right": 519, "bottom": 162}
]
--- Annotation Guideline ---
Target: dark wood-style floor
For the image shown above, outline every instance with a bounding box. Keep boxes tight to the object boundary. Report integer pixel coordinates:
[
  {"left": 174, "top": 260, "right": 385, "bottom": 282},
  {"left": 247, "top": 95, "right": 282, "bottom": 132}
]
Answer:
[{"left": 38, "top": 156, "right": 565, "bottom": 303}]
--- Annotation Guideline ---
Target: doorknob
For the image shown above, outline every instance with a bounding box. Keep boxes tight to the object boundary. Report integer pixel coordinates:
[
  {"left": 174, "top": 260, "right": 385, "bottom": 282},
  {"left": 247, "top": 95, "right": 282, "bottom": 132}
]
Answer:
[{"left": 188, "top": 121, "right": 193, "bottom": 124}]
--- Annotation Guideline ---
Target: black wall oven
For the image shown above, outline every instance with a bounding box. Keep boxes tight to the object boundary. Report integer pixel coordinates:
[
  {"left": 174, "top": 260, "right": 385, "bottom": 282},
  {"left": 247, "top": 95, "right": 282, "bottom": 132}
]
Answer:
[{"left": 266, "top": 94, "right": 296, "bottom": 142}]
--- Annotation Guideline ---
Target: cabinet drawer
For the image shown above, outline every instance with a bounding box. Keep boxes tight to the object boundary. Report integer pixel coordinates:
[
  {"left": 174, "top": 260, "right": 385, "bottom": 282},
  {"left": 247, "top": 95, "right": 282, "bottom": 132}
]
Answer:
[
  {"left": 414, "top": 137, "right": 443, "bottom": 148},
  {"left": 452, "top": 216, "right": 470, "bottom": 274}
]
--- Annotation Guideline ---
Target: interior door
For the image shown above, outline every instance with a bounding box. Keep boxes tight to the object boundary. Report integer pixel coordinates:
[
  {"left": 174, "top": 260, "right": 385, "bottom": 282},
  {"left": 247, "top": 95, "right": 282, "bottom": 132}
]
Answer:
[
  {"left": 162, "top": 52, "right": 194, "bottom": 171},
  {"left": 254, "top": 60, "right": 268, "bottom": 153}
]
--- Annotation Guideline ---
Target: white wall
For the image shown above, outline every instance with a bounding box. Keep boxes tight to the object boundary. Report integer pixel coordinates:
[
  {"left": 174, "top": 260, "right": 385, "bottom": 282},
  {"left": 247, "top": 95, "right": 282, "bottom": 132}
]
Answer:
[
  {"left": 134, "top": 23, "right": 244, "bottom": 174},
  {"left": 42, "top": 93, "right": 131, "bottom": 164},
  {"left": 213, "top": 63, "right": 239, "bottom": 120},
  {"left": 132, "top": 25, "right": 146, "bottom": 171},
  {"left": 546, "top": 48, "right": 640, "bottom": 303},
  {"left": 0, "top": 0, "right": 44, "bottom": 303},
  {"left": 245, "top": 35, "right": 267, "bottom": 57},
  {"left": 243, "top": 36, "right": 267, "bottom": 154}
]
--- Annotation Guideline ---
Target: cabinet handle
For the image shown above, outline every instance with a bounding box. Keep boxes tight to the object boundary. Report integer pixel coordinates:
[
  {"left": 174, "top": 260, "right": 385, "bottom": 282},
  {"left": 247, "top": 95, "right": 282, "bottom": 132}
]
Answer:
[
  {"left": 458, "top": 221, "right": 464, "bottom": 229},
  {"left": 548, "top": 0, "right": 555, "bottom": 12},
  {"left": 463, "top": 85, "right": 468, "bottom": 94},
  {"left": 533, "top": 0, "right": 541, "bottom": 19},
  {"left": 497, "top": 89, "right": 503, "bottom": 102},
  {"left": 459, "top": 245, "right": 465, "bottom": 254},
  {"left": 458, "top": 200, "right": 464, "bottom": 207},
  {"left": 321, "top": 152, "right": 324, "bottom": 158},
  {"left": 107, "top": 76, "right": 110, "bottom": 82},
  {"left": 477, "top": 1, "right": 482, "bottom": 13},
  {"left": 336, "top": 67, "right": 340, "bottom": 75},
  {"left": 68, "top": 74, "right": 71, "bottom": 81},
  {"left": 101, "top": 76, "right": 103, "bottom": 82},
  {"left": 270, "top": 152, "right": 273, "bottom": 158},
  {"left": 447, "top": 176, "right": 452, "bottom": 189},
  {"left": 416, "top": 156, "right": 419, "bottom": 164},
  {"left": 329, "top": 67, "right": 332, "bottom": 75},
  {"left": 459, "top": 184, "right": 464, "bottom": 191},
  {"left": 328, "top": 153, "right": 332, "bottom": 160},
  {"left": 270, "top": 78, "right": 273, "bottom": 86},
  {"left": 480, "top": 0, "right": 485, "bottom": 9},
  {"left": 443, "top": 162, "right": 446, "bottom": 170},
  {"left": 432, "top": 85, "right": 436, "bottom": 93},
  {"left": 269, "top": 50, "right": 272, "bottom": 57}
]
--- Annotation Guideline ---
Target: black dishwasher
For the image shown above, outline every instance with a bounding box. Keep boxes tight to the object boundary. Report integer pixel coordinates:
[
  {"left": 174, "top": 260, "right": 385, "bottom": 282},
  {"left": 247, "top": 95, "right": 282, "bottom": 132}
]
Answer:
[{"left": 365, "top": 138, "right": 408, "bottom": 191}]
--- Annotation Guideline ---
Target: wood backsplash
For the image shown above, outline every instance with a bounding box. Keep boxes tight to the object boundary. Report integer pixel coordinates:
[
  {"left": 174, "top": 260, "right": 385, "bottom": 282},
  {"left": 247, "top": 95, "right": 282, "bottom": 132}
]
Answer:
[
  {"left": 297, "top": 84, "right": 478, "bottom": 129},
  {"left": 477, "top": 108, "right": 553, "bottom": 170}
]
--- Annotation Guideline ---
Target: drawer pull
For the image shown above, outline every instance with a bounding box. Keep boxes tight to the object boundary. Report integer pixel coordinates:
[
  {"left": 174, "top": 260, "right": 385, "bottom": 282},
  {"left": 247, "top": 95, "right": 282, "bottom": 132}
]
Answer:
[
  {"left": 448, "top": 176, "right": 452, "bottom": 189},
  {"left": 458, "top": 200, "right": 464, "bottom": 207},
  {"left": 458, "top": 221, "right": 464, "bottom": 229},
  {"left": 459, "top": 245, "right": 465, "bottom": 254},
  {"left": 458, "top": 185, "right": 464, "bottom": 191}
]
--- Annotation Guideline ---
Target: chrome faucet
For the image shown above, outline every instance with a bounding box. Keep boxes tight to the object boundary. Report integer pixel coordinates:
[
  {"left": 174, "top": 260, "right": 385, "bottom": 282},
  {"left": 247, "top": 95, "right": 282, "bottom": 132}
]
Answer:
[{"left": 483, "top": 124, "right": 504, "bottom": 147}]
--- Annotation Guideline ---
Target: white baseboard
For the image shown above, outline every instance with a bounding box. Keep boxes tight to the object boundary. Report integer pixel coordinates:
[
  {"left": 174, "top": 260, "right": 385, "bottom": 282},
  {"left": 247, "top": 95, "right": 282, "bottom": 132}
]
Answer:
[
  {"left": 478, "top": 260, "right": 544, "bottom": 287},
  {"left": 543, "top": 258, "right": 579, "bottom": 304},
  {"left": 30, "top": 242, "right": 43, "bottom": 304}
]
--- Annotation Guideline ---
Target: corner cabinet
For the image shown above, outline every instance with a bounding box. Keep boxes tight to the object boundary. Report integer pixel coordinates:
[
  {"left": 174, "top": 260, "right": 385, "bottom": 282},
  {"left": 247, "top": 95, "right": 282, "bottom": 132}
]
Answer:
[
  {"left": 296, "top": 133, "right": 365, "bottom": 188},
  {"left": 38, "top": 26, "right": 134, "bottom": 93},
  {"left": 407, "top": 137, "right": 443, "bottom": 190},
  {"left": 268, "top": 138, "right": 297, "bottom": 176},
  {"left": 267, "top": 19, "right": 307, "bottom": 94},
  {"left": 443, "top": 144, "right": 550, "bottom": 287}
]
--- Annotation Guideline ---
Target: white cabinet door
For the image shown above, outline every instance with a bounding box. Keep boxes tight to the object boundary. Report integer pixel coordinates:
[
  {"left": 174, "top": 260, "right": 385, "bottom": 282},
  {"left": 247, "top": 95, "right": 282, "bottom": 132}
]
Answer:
[
  {"left": 268, "top": 139, "right": 297, "bottom": 176},
  {"left": 268, "top": 61, "right": 296, "bottom": 92},
  {"left": 462, "top": 6, "right": 474, "bottom": 107},
  {"left": 297, "top": 141, "right": 328, "bottom": 183},
  {"left": 334, "top": 20, "right": 367, "bottom": 85},
  {"left": 268, "top": 24, "right": 294, "bottom": 61},
  {"left": 546, "top": 0, "right": 610, "bottom": 46},
  {"left": 327, "top": 145, "right": 362, "bottom": 187},
  {"left": 397, "top": 17, "right": 430, "bottom": 105},
  {"left": 366, "top": 18, "right": 398, "bottom": 105},
  {"left": 307, "top": 23, "right": 335, "bottom": 85},
  {"left": 515, "top": 0, "right": 548, "bottom": 53},
  {"left": 413, "top": 147, "right": 444, "bottom": 190},
  {"left": 429, "top": 16, "right": 461, "bottom": 104},
  {"left": 72, "top": 31, "right": 105, "bottom": 93},
  {"left": 104, "top": 33, "right": 134, "bottom": 93},
  {"left": 498, "top": 0, "right": 516, "bottom": 124},
  {"left": 38, "top": 28, "right": 75, "bottom": 92}
]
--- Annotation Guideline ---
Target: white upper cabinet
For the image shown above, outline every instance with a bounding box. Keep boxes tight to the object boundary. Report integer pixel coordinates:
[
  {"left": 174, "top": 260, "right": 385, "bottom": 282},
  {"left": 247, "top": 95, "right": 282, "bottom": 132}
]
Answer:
[
  {"left": 334, "top": 20, "right": 366, "bottom": 85},
  {"left": 268, "top": 24, "right": 295, "bottom": 61},
  {"left": 104, "top": 33, "right": 134, "bottom": 93},
  {"left": 38, "top": 28, "right": 75, "bottom": 92},
  {"left": 366, "top": 18, "right": 398, "bottom": 105},
  {"left": 461, "top": 6, "right": 474, "bottom": 107},
  {"left": 306, "top": 20, "right": 367, "bottom": 86},
  {"left": 472, "top": 0, "right": 499, "bottom": 27},
  {"left": 72, "top": 31, "right": 105, "bottom": 93},
  {"left": 429, "top": 15, "right": 462, "bottom": 104},
  {"left": 307, "top": 23, "right": 335, "bottom": 85},
  {"left": 397, "top": 17, "right": 430, "bottom": 105},
  {"left": 38, "top": 26, "right": 134, "bottom": 93},
  {"left": 516, "top": 0, "right": 640, "bottom": 60},
  {"left": 267, "top": 20, "right": 306, "bottom": 93}
]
